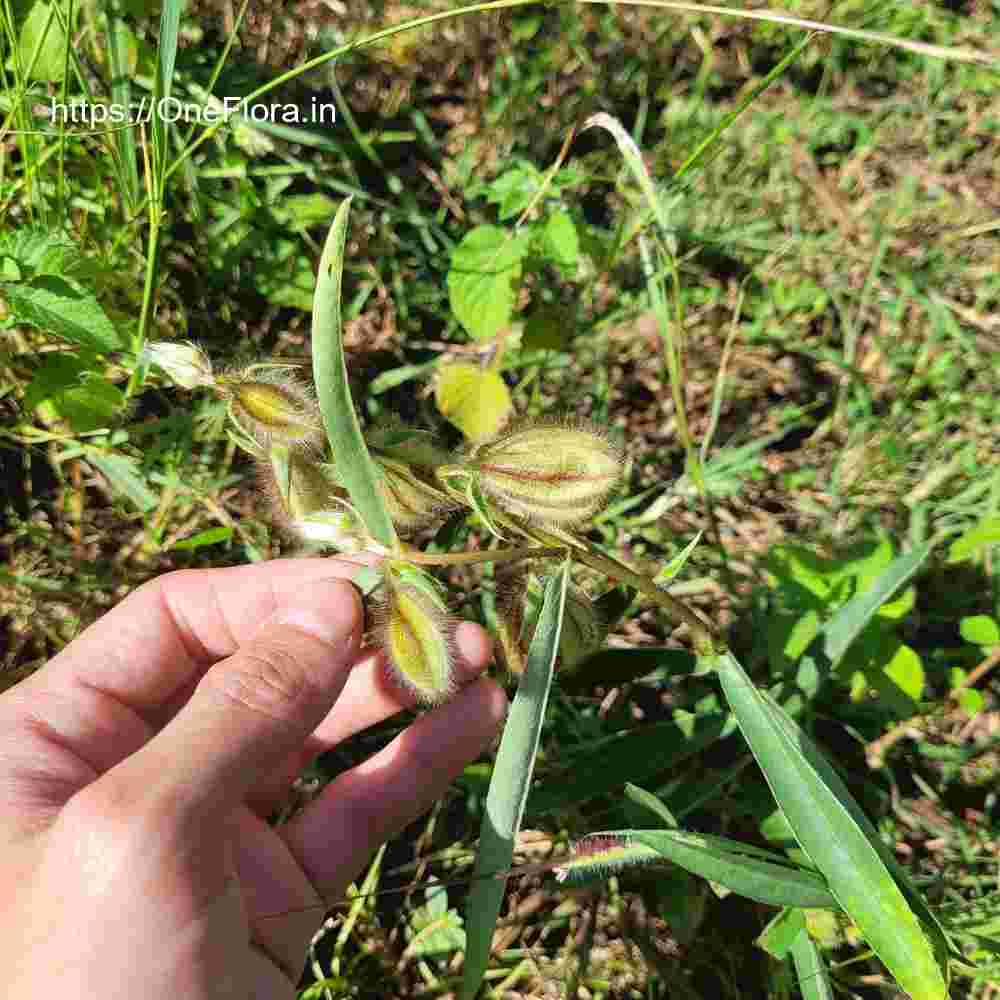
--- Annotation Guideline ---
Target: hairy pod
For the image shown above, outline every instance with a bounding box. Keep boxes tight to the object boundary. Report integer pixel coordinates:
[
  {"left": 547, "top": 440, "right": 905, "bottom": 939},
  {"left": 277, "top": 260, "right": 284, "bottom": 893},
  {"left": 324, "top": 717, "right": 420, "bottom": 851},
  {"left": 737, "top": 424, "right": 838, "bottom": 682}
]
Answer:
[
  {"left": 470, "top": 419, "right": 622, "bottom": 527},
  {"left": 375, "top": 563, "right": 457, "bottom": 704},
  {"left": 223, "top": 370, "right": 324, "bottom": 448},
  {"left": 494, "top": 566, "right": 530, "bottom": 676},
  {"left": 375, "top": 455, "right": 462, "bottom": 533}
]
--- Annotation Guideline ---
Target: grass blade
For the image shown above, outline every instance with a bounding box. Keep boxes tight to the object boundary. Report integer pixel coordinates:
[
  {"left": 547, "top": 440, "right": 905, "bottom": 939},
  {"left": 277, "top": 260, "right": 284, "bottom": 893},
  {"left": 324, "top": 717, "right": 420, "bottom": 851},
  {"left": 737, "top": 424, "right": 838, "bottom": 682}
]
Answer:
[
  {"left": 631, "top": 829, "right": 837, "bottom": 909},
  {"left": 152, "top": 0, "right": 182, "bottom": 181},
  {"left": 461, "top": 561, "right": 569, "bottom": 1000},
  {"left": 311, "top": 198, "right": 397, "bottom": 549},
  {"left": 791, "top": 925, "right": 835, "bottom": 1000},
  {"left": 820, "top": 542, "right": 932, "bottom": 665},
  {"left": 716, "top": 652, "right": 948, "bottom": 1000}
]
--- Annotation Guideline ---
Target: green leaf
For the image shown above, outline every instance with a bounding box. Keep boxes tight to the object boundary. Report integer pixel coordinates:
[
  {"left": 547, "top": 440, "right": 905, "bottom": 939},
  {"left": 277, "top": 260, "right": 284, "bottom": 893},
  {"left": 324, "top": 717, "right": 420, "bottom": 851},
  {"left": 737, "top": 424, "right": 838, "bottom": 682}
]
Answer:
[
  {"left": 948, "top": 517, "right": 1000, "bottom": 563},
  {"left": 539, "top": 210, "right": 579, "bottom": 271},
  {"left": 405, "top": 881, "right": 465, "bottom": 958},
  {"left": 461, "top": 563, "right": 569, "bottom": 1000},
  {"left": 956, "top": 688, "right": 984, "bottom": 717},
  {"left": 1, "top": 276, "right": 123, "bottom": 351},
  {"left": 483, "top": 162, "right": 543, "bottom": 220},
  {"left": 655, "top": 531, "right": 704, "bottom": 584},
  {"left": 18, "top": 1, "right": 71, "bottom": 82},
  {"left": 448, "top": 225, "right": 531, "bottom": 341},
  {"left": 0, "top": 228, "right": 94, "bottom": 280},
  {"left": 790, "top": 926, "right": 835, "bottom": 1000},
  {"left": 757, "top": 908, "right": 807, "bottom": 960},
  {"left": 631, "top": 830, "right": 836, "bottom": 910},
  {"left": 528, "top": 711, "right": 729, "bottom": 815},
  {"left": 960, "top": 615, "right": 1000, "bottom": 647},
  {"left": 820, "top": 542, "right": 931, "bottom": 666},
  {"left": 54, "top": 377, "right": 125, "bottom": 432},
  {"left": 84, "top": 450, "right": 158, "bottom": 512},
  {"left": 277, "top": 193, "right": 339, "bottom": 229},
  {"left": 311, "top": 199, "right": 397, "bottom": 549},
  {"left": 171, "top": 526, "right": 234, "bottom": 551},
  {"left": 625, "top": 783, "right": 678, "bottom": 828},
  {"left": 716, "top": 652, "right": 949, "bottom": 1000},
  {"left": 434, "top": 363, "right": 511, "bottom": 442}
]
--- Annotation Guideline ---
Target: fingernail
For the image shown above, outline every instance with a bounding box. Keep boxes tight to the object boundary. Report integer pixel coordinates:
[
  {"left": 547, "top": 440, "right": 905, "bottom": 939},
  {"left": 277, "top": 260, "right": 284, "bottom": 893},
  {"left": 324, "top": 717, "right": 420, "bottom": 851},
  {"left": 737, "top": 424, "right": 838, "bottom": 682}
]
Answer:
[{"left": 273, "top": 579, "right": 361, "bottom": 645}]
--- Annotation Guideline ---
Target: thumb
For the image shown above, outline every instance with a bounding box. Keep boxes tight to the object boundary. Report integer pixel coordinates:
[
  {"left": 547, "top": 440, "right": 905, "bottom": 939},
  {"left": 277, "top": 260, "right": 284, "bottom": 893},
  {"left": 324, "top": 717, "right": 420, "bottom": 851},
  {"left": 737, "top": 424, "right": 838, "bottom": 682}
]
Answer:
[{"left": 105, "top": 576, "right": 363, "bottom": 818}]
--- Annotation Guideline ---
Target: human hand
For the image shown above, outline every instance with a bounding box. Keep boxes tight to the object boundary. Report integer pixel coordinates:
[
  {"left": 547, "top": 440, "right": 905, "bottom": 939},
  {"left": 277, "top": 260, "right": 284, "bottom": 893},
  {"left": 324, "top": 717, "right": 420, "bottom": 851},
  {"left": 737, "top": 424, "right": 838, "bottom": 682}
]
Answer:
[{"left": 0, "top": 557, "right": 506, "bottom": 999}]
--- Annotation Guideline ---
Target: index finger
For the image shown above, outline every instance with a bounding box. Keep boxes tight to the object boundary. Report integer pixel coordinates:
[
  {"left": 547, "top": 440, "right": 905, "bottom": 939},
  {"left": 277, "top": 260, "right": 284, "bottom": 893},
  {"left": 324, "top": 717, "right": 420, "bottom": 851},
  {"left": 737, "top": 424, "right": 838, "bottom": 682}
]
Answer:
[{"left": 30, "top": 555, "right": 378, "bottom": 723}]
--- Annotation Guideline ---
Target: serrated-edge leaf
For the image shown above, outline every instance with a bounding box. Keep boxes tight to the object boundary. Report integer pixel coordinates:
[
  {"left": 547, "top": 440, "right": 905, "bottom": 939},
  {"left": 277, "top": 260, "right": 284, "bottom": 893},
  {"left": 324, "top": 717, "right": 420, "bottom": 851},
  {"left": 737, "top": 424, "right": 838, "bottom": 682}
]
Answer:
[
  {"left": 630, "top": 830, "right": 836, "bottom": 909},
  {"left": 790, "top": 926, "right": 835, "bottom": 1000},
  {"left": 461, "top": 562, "right": 569, "bottom": 1000},
  {"left": 311, "top": 199, "right": 397, "bottom": 549},
  {"left": 820, "top": 542, "right": 931, "bottom": 665},
  {"left": 717, "top": 652, "right": 948, "bottom": 1000},
  {"left": 1, "top": 276, "right": 123, "bottom": 351}
]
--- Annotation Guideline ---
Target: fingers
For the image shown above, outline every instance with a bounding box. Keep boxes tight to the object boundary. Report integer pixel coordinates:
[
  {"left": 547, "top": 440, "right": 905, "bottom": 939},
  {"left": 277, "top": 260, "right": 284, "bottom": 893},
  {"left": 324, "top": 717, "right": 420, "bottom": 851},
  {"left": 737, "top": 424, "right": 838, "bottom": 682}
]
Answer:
[
  {"left": 244, "top": 621, "right": 494, "bottom": 818},
  {"left": 94, "top": 578, "right": 363, "bottom": 820},
  {"left": 33, "top": 556, "right": 377, "bottom": 726},
  {"left": 279, "top": 678, "right": 507, "bottom": 904}
]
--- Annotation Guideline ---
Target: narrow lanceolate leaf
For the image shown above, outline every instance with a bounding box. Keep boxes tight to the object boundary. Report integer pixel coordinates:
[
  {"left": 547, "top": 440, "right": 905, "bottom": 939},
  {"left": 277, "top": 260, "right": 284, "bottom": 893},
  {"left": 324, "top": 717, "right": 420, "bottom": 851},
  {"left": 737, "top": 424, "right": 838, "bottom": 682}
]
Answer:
[
  {"left": 630, "top": 829, "right": 836, "bottom": 909},
  {"left": 820, "top": 542, "right": 931, "bottom": 665},
  {"left": 472, "top": 419, "right": 622, "bottom": 527},
  {"left": 716, "top": 652, "right": 948, "bottom": 1000},
  {"left": 461, "top": 562, "right": 569, "bottom": 1000},
  {"left": 791, "top": 926, "right": 835, "bottom": 1000},
  {"left": 312, "top": 199, "right": 397, "bottom": 549}
]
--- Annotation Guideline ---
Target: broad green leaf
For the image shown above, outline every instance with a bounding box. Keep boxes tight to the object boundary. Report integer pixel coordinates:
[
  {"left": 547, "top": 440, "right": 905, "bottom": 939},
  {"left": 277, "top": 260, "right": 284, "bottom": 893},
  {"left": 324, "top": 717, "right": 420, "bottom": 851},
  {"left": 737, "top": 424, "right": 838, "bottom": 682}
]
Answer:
[
  {"left": 1, "top": 276, "right": 123, "bottom": 351},
  {"left": 631, "top": 830, "right": 836, "bottom": 909},
  {"left": 820, "top": 542, "right": 931, "bottom": 666},
  {"left": 172, "top": 526, "right": 233, "bottom": 551},
  {"left": 948, "top": 517, "right": 1000, "bottom": 563},
  {"left": 483, "top": 162, "right": 543, "bottom": 220},
  {"left": 757, "top": 908, "right": 806, "bottom": 960},
  {"left": 18, "top": 0, "right": 71, "bottom": 82},
  {"left": 448, "top": 225, "right": 531, "bottom": 341},
  {"left": 23, "top": 352, "right": 92, "bottom": 410},
  {"left": 0, "top": 228, "right": 94, "bottom": 280},
  {"left": 528, "top": 711, "right": 729, "bottom": 815},
  {"left": 311, "top": 199, "right": 397, "bottom": 549},
  {"left": 434, "top": 363, "right": 511, "bottom": 442},
  {"left": 539, "top": 210, "right": 579, "bottom": 271},
  {"left": 766, "top": 544, "right": 831, "bottom": 606},
  {"left": 53, "top": 377, "right": 125, "bottom": 432},
  {"left": 461, "top": 563, "right": 569, "bottom": 1000},
  {"left": 790, "top": 926, "right": 835, "bottom": 1000},
  {"left": 960, "top": 615, "right": 1000, "bottom": 647},
  {"left": 716, "top": 652, "right": 948, "bottom": 1000},
  {"left": 85, "top": 451, "right": 158, "bottom": 512},
  {"left": 881, "top": 643, "right": 925, "bottom": 703}
]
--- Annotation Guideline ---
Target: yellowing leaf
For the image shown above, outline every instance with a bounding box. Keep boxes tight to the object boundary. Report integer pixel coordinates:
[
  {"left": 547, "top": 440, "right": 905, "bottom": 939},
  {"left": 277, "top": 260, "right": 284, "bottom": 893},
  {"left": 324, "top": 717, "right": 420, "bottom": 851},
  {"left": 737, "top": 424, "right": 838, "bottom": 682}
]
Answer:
[{"left": 434, "top": 363, "right": 512, "bottom": 442}]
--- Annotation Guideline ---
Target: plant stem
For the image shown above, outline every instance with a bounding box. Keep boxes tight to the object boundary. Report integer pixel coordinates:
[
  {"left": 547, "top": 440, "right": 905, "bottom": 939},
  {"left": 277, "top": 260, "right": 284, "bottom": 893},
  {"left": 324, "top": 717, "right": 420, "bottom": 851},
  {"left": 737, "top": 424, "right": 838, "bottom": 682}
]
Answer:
[{"left": 401, "top": 545, "right": 564, "bottom": 569}]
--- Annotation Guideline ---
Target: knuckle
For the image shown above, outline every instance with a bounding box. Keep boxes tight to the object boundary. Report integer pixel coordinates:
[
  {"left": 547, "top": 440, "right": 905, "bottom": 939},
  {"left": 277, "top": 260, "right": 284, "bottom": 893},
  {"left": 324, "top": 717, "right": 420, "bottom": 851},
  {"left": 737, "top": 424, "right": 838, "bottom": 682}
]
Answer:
[{"left": 206, "top": 640, "right": 317, "bottom": 723}]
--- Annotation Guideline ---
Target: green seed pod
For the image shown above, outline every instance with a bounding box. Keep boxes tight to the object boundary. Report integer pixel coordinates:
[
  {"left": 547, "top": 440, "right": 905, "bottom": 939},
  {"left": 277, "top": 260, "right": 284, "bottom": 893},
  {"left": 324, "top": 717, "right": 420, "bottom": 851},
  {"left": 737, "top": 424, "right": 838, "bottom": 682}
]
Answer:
[
  {"left": 142, "top": 341, "right": 215, "bottom": 389},
  {"left": 471, "top": 419, "right": 622, "bottom": 527},
  {"left": 367, "top": 423, "right": 453, "bottom": 469},
  {"left": 376, "top": 563, "right": 456, "bottom": 704},
  {"left": 375, "top": 455, "right": 461, "bottom": 533},
  {"left": 224, "top": 371, "right": 323, "bottom": 448}
]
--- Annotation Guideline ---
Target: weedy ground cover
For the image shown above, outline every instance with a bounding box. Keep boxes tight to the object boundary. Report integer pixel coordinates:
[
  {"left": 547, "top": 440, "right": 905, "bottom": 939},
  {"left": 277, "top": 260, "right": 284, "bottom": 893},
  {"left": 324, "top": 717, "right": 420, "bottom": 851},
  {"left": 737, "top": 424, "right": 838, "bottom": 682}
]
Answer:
[{"left": 1, "top": 2, "right": 999, "bottom": 997}]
